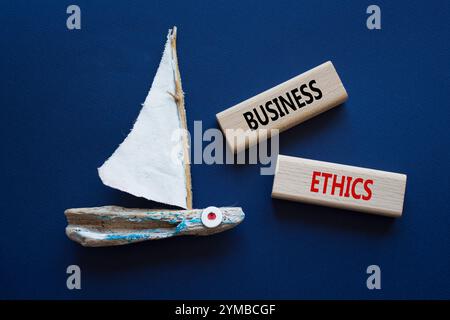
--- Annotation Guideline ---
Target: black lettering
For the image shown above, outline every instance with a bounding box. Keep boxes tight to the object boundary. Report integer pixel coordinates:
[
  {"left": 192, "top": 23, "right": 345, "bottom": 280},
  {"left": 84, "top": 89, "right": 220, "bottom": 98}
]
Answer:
[
  {"left": 272, "top": 97, "right": 285, "bottom": 117},
  {"left": 300, "top": 84, "right": 314, "bottom": 104},
  {"left": 265, "top": 101, "right": 279, "bottom": 121},
  {"left": 243, "top": 111, "right": 258, "bottom": 130},
  {"left": 254, "top": 106, "right": 269, "bottom": 126},
  {"left": 279, "top": 92, "right": 297, "bottom": 114},
  {"left": 245, "top": 81, "right": 323, "bottom": 129},
  {"left": 291, "top": 88, "right": 306, "bottom": 108},
  {"left": 309, "top": 80, "right": 322, "bottom": 100}
]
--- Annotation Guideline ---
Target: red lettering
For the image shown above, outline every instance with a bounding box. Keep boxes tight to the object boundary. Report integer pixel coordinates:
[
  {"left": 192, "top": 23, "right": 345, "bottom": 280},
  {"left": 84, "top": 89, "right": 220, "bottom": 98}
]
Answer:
[
  {"left": 310, "top": 171, "right": 375, "bottom": 202},
  {"left": 344, "top": 176, "right": 352, "bottom": 197},
  {"left": 310, "top": 171, "right": 321, "bottom": 193},
  {"left": 331, "top": 174, "right": 345, "bottom": 196},
  {"left": 351, "top": 178, "right": 364, "bottom": 199},
  {"left": 321, "top": 173, "right": 333, "bottom": 194},
  {"left": 362, "top": 179, "right": 374, "bottom": 200}
]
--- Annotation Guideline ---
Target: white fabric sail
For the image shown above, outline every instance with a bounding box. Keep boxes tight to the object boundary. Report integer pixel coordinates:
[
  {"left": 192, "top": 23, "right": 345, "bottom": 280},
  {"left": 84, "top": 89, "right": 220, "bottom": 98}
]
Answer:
[{"left": 98, "top": 28, "right": 191, "bottom": 209}]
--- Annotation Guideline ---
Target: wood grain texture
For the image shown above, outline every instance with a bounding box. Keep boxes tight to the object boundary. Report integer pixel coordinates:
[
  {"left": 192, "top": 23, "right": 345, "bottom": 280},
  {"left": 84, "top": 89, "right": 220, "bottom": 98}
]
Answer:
[
  {"left": 65, "top": 206, "right": 245, "bottom": 247},
  {"left": 272, "top": 155, "right": 407, "bottom": 217},
  {"left": 216, "top": 61, "right": 348, "bottom": 153},
  {"left": 170, "top": 27, "right": 193, "bottom": 209}
]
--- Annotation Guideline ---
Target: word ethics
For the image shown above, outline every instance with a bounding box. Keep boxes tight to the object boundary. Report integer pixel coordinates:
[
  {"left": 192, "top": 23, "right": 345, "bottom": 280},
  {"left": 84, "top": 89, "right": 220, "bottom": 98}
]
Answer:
[
  {"left": 272, "top": 155, "right": 407, "bottom": 217},
  {"left": 310, "top": 171, "right": 373, "bottom": 201}
]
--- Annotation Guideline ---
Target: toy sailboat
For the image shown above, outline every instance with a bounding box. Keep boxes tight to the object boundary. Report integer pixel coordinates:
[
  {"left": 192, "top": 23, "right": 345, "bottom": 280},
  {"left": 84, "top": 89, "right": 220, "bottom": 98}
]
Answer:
[{"left": 65, "top": 27, "right": 245, "bottom": 247}]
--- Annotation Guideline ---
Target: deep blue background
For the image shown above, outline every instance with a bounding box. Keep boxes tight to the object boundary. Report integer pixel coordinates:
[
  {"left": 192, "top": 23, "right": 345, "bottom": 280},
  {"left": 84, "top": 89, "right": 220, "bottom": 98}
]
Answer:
[{"left": 1, "top": 0, "right": 449, "bottom": 299}]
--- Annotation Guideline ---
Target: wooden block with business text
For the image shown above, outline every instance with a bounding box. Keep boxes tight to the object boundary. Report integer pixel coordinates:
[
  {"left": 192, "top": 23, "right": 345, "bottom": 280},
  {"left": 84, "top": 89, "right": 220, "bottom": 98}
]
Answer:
[
  {"left": 272, "top": 155, "right": 407, "bottom": 217},
  {"left": 216, "top": 61, "right": 348, "bottom": 153}
]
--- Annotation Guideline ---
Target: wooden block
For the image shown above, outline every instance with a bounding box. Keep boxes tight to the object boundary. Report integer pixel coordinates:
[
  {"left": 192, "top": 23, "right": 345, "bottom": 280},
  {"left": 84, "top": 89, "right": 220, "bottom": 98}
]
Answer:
[
  {"left": 272, "top": 155, "right": 407, "bottom": 217},
  {"left": 216, "top": 61, "right": 348, "bottom": 153}
]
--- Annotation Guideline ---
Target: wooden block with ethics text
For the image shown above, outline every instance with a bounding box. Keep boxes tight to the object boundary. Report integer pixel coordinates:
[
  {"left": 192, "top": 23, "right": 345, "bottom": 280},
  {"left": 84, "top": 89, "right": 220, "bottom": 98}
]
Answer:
[
  {"left": 216, "top": 61, "right": 348, "bottom": 153},
  {"left": 272, "top": 155, "right": 407, "bottom": 217}
]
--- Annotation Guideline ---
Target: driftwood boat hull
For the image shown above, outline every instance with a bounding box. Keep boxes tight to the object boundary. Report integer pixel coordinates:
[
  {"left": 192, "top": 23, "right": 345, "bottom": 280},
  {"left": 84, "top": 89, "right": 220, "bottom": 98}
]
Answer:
[{"left": 65, "top": 206, "right": 245, "bottom": 247}]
